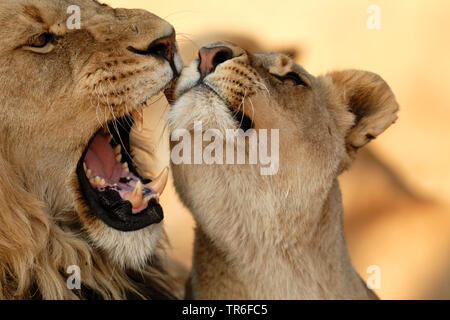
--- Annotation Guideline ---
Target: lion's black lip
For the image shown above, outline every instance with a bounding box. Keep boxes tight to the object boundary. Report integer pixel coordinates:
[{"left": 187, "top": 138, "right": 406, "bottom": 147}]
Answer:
[
  {"left": 76, "top": 116, "right": 163, "bottom": 232},
  {"left": 201, "top": 83, "right": 254, "bottom": 131},
  {"left": 231, "top": 109, "right": 254, "bottom": 131}
]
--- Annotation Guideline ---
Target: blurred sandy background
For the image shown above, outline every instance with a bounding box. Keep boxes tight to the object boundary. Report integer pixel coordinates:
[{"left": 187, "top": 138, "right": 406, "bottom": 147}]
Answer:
[{"left": 109, "top": 0, "right": 450, "bottom": 299}]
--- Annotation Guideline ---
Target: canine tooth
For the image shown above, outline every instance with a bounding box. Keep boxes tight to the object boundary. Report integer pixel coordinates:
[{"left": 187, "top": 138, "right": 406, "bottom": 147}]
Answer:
[
  {"left": 123, "top": 181, "right": 143, "bottom": 208},
  {"left": 131, "top": 108, "right": 143, "bottom": 132},
  {"left": 146, "top": 167, "right": 169, "bottom": 195},
  {"left": 86, "top": 169, "right": 92, "bottom": 179},
  {"left": 114, "top": 145, "right": 121, "bottom": 155},
  {"left": 122, "top": 162, "right": 129, "bottom": 173},
  {"left": 134, "top": 180, "right": 143, "bottom": 195},
  {"left": 107, "top": 135, "right": 113, "bottom": 143},
  {"left": 115, "top": 154, "right": 122, "bottom": 163}
]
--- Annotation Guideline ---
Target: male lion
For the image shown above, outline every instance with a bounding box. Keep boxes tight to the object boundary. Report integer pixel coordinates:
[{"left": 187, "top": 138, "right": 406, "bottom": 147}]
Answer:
[
  {"left": 168, "top": 43, "right": 398, "bottom": 299},
  {"left": 0, "top": 0, "right": 183, "bottom": 299}
]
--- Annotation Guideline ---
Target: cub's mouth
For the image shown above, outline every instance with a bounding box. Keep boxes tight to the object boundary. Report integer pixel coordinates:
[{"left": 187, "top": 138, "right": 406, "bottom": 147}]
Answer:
[
  {"left": 76, "top": 110, "right": 168, "bottom": 232},
  {"left": 202, "top": 83, "right": 254, "bottom": 132},
  {"left": 229, "top": 107, "right": 254, "bottom": 132}
]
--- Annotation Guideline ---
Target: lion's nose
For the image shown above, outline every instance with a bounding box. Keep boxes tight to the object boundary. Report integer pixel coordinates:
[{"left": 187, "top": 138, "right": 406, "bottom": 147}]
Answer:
[
  {"left": 128, "top": 30, "right": 178, "bottom": 75},
  {"left": 147, "top": 31, "right": 176, "bottom": 62},
  {"left": 199, "top": 46, "right": 233, "bottom": 78}
]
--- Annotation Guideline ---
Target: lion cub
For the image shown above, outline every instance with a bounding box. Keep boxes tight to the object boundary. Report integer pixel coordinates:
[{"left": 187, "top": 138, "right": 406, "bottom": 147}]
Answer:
[{"left": 168, "top": 42, "right": 398, "bottom": 299}]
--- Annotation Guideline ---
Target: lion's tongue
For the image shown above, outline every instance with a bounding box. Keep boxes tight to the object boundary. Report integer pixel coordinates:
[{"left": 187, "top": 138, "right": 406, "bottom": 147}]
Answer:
[
  {"left": 82, "top": 131, "right": 168, "bottom": 214},
  {"left": 85, "top": 134, "right": 116, "bottom": 179}
]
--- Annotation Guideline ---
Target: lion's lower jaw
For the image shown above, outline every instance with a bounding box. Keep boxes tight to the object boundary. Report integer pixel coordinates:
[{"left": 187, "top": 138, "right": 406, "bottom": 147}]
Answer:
[{"left": 86, "top": 221, "right": 164, "bottom": 270}]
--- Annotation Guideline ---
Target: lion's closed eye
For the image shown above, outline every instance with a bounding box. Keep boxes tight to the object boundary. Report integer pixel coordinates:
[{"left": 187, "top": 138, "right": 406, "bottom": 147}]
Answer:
[
  {"left": 271, "top": 72, "right": 309, "bottom": 87},
  {"left": 23, "top": 33, "right": 56, "bottom": 54}
]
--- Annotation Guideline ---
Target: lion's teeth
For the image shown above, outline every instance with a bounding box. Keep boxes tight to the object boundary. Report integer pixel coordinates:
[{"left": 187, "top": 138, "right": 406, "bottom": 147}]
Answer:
[
  {"left": 124, "top": 181, "right": 143, "bottom": 209},
  {"left": 114, "top": 145, "right": 121, "bottom": 155},
  {"left": 84, "top": 163, "right": 92, "bottom": 179},
  {"left": 90, "top": 176, "right": 105, "bottom": 187},
  {"left": 134, "top": 180, "right": 143, "bottom": 195},
  {"left": 131, "top": 108, "right": 143, "bottom": 132},
  {"left": 115, "top": 154, "right": 122, "bottom": 163},
  {"left": 107, "top": 135, "right": 112, "bottom": 143},
  {"left": 122, "top": 162, "right": 129, "bottom": 173},
  {"left": 97, "top": 177, "right": 105, "bottom": 186},
  {"left": 146, "top": 167, "right": 169, "bottom": 195}
]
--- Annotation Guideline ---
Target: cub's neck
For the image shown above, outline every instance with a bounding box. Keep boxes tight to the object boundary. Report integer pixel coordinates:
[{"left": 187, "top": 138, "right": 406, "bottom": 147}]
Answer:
[{"left": 191, "top": 178, "right": 373, "bottom": 299}]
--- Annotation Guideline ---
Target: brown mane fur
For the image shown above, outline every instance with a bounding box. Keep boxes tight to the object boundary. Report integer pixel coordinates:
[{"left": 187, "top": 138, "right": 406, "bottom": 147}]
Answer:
[{"left": 0, "top": 0, "right": 182, "bottom": 299}]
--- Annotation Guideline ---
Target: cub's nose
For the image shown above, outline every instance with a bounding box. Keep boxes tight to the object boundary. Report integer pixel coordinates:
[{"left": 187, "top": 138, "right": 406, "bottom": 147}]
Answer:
[{"left": 199, "top": 46, "right": 233, "bottom": 78}]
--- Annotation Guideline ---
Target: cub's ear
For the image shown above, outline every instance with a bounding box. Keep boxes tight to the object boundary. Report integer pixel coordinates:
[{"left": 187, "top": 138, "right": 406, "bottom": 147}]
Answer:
[{"left": 328, "top": 69, "right": 399, "bottom": 156}]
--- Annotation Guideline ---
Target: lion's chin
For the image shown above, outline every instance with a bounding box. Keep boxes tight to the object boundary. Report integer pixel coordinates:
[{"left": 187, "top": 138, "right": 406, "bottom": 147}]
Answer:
[
  {"left": 85, "top": 217, "right": 164, "bottom": 269},
  {"left": 76, "top": 113, "right": 169, "bottom": 233}
]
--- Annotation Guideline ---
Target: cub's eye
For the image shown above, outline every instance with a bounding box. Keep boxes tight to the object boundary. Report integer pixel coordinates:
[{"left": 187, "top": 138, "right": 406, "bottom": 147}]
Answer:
[
  {"left": 29, "top": 33, "right": 53, "bottom": 48},
  {"left": 272, "top": 72, "right": 309, "bottom": 87}
]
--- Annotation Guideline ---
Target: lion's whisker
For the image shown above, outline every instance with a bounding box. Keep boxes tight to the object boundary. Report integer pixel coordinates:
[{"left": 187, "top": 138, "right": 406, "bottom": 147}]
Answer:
[
  {"left": 163, "top": 11, "right": 196, "bottom": 20},
  {"left": 93, "top": 86, "right": 104, "bottom": 129},
  {"left": 176, "top": 34, "right": 200, "bottom": 50},
  {"left": 239, "top": 89, "right": 248, "bottom": 128},
  {"left": 248, "top": 96, "right": 255, "bottom": 128}
]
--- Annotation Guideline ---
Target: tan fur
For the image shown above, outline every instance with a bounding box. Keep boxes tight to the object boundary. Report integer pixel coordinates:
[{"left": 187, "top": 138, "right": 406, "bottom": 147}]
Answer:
[
  {"left": 168, "top": 42, "right": 398, "bottom": 299},
  {"left": 0, "top": 0, "right": 183, "bottom": 299}
]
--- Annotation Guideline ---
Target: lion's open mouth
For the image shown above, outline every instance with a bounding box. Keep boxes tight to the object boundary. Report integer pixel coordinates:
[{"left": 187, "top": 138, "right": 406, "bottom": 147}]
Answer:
[{"left": 76, "top": 112, "right": 168, "bottom": 232}]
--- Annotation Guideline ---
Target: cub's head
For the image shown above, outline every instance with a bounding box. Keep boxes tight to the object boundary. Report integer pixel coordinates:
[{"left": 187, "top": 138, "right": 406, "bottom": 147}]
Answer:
[
  {"left": 0, "top": 0, "right": 182, "bottom": 269},
  {"left": 169, "top": 42, "right": 398, "bottom": 224}
]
